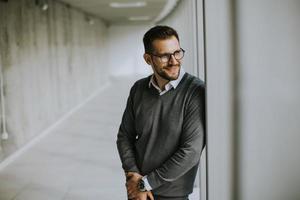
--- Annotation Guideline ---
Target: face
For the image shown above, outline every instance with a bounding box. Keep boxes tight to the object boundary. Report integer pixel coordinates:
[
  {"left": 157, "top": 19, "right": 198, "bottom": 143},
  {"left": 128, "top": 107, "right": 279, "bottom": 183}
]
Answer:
[{"left": 144, "top": 36, "right": 182, "bottom": 81}]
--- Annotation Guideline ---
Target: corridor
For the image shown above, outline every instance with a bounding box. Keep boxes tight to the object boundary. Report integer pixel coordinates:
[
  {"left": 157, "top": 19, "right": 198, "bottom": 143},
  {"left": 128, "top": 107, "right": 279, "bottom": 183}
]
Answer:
[
  {"left": 1, "top": 0, "right": 300, "bottom": 199},
  {"left": 0, "top": 0, "right": 203, "bottom": 199},
  {"left": 0, "top": 77, "right": 199, "bottom": 200},
  {"left": 0, "top": 77, "right": 131, "bottom": 199}
]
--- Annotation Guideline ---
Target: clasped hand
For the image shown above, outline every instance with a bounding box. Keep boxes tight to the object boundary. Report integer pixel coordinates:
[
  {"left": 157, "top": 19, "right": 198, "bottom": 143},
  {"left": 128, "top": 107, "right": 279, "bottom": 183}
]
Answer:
[{"left": 125, "top": 172, "right": 154, "bottom": 200}]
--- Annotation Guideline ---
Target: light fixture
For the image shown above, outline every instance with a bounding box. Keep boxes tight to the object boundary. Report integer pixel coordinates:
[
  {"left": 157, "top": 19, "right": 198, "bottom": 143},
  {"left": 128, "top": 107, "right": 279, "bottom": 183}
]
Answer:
[
  {"left": 128, "top": 16, "right": 151, "bottom": 21},
  {"left": 109, "top": 2, "right": 147, "bottom": 8},
  {"left": 35, "top": 0, "right": 49, "bottom": 11},
  {"left": 85, "top": 15, "right": 95, "bottom": 25},
  {"left": 154, "top": 0, "right": 179, "bottom": 23},
  {"left": 41, "top": 3, "right": 48, "bottom": 11},
  {"left": 88, "top": 19, "right": 94, "bottom": 25}
]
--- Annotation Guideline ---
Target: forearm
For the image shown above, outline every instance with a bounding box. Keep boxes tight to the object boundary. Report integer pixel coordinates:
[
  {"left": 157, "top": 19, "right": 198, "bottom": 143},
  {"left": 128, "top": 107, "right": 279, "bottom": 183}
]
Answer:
[
  {"left": 117, "top": 133, "right": 140, "bottom": 173},
  {"left": 146, "top": 129, "right": 204, "bottom": 189},
  {"left": 117, "top": 83, "right": 140, "bottom": 173}
]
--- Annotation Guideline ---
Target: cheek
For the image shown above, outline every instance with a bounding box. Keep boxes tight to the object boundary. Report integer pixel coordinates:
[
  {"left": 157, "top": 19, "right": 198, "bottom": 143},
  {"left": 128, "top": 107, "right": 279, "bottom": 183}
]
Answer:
[{"left": 152, "top": 60, "right": 164, "bottom": 69}]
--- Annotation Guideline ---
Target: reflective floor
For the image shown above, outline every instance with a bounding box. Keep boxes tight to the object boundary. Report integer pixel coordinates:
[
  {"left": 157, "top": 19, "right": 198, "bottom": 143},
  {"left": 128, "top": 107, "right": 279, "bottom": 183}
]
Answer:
[{"left": 0, "top": 77, "right": 199, "bottom": 200}]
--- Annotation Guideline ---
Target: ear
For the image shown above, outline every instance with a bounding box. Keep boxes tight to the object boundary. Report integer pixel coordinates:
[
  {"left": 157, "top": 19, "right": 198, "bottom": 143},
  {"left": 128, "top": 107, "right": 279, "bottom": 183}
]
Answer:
[{"left": 143, "top": 53, "right": 152, "bottom": 65}]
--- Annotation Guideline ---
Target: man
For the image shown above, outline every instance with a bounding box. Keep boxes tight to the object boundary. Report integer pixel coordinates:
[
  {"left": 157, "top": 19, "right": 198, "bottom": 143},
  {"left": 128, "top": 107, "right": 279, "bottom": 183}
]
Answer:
[{"left": 117, "top": 25, "right": 205, "bottom": 200}]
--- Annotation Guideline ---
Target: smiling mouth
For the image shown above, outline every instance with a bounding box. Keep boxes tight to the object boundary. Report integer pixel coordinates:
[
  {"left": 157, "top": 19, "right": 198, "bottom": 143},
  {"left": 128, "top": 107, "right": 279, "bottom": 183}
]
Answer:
[
  {"left": 164, "top": 65, "right": 180, "bottom": 69},
  {"left": 163, "top": 67, "right": 179, "bottom": 77}
]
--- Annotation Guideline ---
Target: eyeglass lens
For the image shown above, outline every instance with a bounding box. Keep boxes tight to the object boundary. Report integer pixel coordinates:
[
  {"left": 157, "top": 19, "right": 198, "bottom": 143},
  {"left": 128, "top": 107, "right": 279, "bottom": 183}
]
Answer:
[{"left": 160, "top": 49, "right": 184, "bottom": 62}]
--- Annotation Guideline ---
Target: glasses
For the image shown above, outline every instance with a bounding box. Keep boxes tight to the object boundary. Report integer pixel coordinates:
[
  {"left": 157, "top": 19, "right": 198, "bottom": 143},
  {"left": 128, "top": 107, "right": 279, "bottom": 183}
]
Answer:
[{"left": 150, "top": 48, "right": 185, "bottom": 63}]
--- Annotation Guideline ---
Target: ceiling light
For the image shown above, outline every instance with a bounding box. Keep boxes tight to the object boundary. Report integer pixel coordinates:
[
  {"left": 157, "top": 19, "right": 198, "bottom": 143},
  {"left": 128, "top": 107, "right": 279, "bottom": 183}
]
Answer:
[
  {"left": 41, "top": 3, "right": 48, "bottom": 11},
  {"left": 35, "top": 0, "right": 49, "bottom": 11},
  {"left": 110, "top": 2, "right": 147, "bottom": 8},
  {"left": 128, "top": 16, "right": 151, "bottom": 21},
  {"left": 85, "top": 15, "right": 95, "bottom": 25}
]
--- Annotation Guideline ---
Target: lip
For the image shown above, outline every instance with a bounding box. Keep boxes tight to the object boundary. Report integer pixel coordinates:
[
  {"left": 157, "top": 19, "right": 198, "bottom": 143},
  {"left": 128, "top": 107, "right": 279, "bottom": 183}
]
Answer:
[
  {"left": 164, "top": 65, "right": 179, "bottom": 70},
  {"left": 164, "top": 66, "right": 179, "bottom": 75}
]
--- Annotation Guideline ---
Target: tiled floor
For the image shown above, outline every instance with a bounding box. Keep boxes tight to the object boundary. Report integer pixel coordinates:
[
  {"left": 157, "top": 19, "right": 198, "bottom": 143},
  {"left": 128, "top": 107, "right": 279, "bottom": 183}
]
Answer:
[{"left": 0, "top": 77, "right": 199, "bottom": 200}]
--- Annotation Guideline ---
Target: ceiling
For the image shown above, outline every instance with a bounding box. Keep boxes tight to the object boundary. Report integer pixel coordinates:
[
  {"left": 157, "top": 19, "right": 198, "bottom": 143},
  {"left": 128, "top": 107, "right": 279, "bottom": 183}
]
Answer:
[{"left": 58, "top": 0, "right": 174, "bottom": 25}]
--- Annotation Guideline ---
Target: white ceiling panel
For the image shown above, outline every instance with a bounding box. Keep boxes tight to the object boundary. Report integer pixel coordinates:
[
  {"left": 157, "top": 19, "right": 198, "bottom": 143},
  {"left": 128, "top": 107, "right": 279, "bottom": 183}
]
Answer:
[{"left": 58, "top": 0, "right": 170, "bottom": 25}]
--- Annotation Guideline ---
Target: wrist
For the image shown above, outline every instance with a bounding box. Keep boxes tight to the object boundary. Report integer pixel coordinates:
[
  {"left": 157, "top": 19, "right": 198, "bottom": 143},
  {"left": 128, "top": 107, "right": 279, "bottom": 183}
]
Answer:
[
  {"left": 138, "top": 178, "right": 147, "bottom": 192},
  {"left": 138, "top": 176, "right": 152, "bottom": 192}
]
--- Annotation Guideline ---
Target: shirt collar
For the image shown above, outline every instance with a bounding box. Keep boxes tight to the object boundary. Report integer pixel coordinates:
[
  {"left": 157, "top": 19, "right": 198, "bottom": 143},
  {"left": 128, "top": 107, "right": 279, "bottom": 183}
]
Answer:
[{"left": 148, "top": 68, "right": 186, "bottom": 90}]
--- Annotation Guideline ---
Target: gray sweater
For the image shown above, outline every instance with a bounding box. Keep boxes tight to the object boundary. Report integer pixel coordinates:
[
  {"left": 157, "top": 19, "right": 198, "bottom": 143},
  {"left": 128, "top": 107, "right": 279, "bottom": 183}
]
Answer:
[{"left": 117, "top": 73, "right": 205, "bottom": 197}]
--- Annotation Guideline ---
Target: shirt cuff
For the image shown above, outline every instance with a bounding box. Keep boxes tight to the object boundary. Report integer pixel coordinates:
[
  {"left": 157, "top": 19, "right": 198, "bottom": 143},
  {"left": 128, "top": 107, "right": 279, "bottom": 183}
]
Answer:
[{"left": 142, "top": 176, "right": 153, "bottom": 191}]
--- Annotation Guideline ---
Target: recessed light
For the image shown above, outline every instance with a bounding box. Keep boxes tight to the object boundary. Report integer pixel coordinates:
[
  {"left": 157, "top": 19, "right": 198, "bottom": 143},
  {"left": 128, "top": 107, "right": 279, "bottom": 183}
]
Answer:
[
  {"left": 128, "top": 16, "right": 151, "bottom": 21},
  {"left": 110, "top": 2, "right": 147, "bottom": 8}
]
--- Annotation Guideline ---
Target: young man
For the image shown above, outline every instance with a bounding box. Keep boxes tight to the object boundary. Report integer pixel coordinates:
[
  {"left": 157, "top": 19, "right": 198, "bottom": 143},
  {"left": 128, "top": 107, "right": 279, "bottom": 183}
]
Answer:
[{"left": 117, "top": 25, "right": 205, "bottom": 200}]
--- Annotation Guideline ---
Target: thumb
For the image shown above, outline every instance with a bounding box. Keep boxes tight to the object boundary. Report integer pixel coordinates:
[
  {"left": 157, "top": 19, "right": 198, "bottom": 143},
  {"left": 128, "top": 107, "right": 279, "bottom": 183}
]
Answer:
[
  {"left": 148, "top": 192, "right": 154, "bottom": 200},
  {"left": 126, "top": 172, "right": 135, "bottom": 181}
]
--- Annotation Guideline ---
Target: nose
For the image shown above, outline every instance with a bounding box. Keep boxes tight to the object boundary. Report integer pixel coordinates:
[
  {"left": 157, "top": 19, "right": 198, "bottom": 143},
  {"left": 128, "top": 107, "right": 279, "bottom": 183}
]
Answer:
[{"left": 168, "top": 54, "right": 178, "bottom": 65}]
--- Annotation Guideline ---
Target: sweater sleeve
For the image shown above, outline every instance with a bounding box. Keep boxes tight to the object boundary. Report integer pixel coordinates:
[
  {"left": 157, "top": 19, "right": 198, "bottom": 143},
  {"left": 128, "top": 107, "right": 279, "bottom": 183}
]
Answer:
[
  {"left": 116, "top": 83, "right": 140, "bottom": 173},
  {"left": 146, "top": 85, "right": 206, "bottom": 189}
]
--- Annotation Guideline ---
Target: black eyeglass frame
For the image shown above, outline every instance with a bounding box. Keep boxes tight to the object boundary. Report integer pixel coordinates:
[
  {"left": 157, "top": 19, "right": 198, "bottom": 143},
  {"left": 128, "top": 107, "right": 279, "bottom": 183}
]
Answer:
[{"left": 148, "top": 48, "right": 185, "bottom": 63}]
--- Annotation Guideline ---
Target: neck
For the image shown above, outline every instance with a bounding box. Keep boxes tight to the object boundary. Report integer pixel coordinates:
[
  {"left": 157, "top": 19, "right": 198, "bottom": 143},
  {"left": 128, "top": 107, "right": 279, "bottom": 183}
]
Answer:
[{"left": 154, "top": 74, "right": 169, "bottom": 91}]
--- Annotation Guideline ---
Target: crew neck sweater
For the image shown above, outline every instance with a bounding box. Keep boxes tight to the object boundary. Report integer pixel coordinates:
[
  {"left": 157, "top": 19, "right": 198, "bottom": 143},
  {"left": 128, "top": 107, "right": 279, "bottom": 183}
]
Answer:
[{"left": 117, "top": 73, "right": 205, "bottom": 197}]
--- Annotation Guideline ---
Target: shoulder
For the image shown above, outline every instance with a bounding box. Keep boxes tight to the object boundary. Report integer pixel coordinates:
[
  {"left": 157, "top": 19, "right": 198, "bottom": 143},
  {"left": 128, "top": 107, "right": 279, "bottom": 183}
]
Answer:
[
  {"left": 134, "top": 75, "right": 151, "bottom": 87},
  {"left": 183, "top": 73, "right": 205, "bottom": 93},
  {"left": 180, "top": 73, "right": 205, "bottom": 109},
  {"left": 129, "top": 75, "right": 152, "bottom": 95}
]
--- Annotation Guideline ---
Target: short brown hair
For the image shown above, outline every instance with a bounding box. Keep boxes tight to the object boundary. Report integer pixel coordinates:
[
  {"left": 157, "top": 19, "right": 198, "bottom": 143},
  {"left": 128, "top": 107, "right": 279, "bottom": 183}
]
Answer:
[{"left": 143, "top": 25, "right": 179, "bottom": 54}]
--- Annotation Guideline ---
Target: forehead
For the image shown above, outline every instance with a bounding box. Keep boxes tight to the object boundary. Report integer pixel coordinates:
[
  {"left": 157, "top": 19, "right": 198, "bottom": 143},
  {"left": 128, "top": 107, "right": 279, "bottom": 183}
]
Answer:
[{"left": 152, "top": 36, "right": 180, "bottom": 54}]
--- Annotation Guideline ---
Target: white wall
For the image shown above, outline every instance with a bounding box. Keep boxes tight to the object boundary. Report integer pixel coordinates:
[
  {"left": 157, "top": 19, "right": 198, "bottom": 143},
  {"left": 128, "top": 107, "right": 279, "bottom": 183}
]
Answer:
[
  {"left": 237, "top": 1, "right": 300, "bottom": 199},
  {"left": 158, "top": 0, "right": 204, "bottom": 79},
  {"left": 205, "top": 0, "right": 300, "bottom": 199},
  {"left": 107, "top": 25, "right": 152, "bottom": 78},
  {"left": 0, "top": 0, "right": 109, "bottom": 162},
  {"left": 204, "top": 0, "right": 235, "bottom": 199}
]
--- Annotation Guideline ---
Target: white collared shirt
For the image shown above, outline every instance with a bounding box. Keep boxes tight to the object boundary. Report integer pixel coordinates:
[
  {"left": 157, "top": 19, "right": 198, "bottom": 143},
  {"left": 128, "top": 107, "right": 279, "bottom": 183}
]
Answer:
[{"left": 148, "top": 68, "right": 186, "bottom": 95}]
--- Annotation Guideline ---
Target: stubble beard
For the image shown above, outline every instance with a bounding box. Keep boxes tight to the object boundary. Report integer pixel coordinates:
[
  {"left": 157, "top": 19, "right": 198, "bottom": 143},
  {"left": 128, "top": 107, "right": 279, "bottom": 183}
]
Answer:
[{"left": 155, "top": 64, "right": 181, "bottom": 81}]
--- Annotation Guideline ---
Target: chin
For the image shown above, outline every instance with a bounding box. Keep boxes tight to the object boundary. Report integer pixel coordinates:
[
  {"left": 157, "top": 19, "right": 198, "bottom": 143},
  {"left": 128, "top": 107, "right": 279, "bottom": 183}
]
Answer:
[
  {"left": 164, "top": 68, "right": 180, "bottom": 80},
  {"left": 170, "top": 70, "right": 180, "bottom": 79},
  {"left": 167, "top": 72, "right": 180, "bottom": 80}
]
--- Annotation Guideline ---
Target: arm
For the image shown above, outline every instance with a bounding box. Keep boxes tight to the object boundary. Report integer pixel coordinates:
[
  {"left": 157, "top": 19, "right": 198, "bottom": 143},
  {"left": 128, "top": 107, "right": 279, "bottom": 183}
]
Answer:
[
  {"left": 117, "top": 84, "right": 154, "bottom": 199},
  {"left": 146, "top": 85, "right": 206, "bottom": 189},
  {"left": 116, "top": 84, "right": 140, "bottom": 173},
  {"left": 126, "top": 172, "right": 154, "bottom": 200},
  {"left": 117, "top": 84, "right": 156, "bottom": 200}
]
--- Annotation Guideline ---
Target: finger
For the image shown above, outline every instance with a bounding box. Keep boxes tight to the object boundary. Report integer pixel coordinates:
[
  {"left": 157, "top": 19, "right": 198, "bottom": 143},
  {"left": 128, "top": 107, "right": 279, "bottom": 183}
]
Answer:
[
  {"left": 148, "top": 192, "right": 154, "bottom": 200},
  {"left": 128, "top": 185, "right": 136, "bottom": 190},
  {"left": 127, "top": 183, "right": 133, "bottom": 189},
  {"left": 126, "top": 179, "right": 133, "bottom": 186},
  {"left": 127, "top": 184, "right": 136, "bottom": 192},
  {"left": 129, "top": 193, "right": 137, "bottom": 199},
  {"left": 128, "top": 194, "right": 133, "bottom": 199},
  {"left": 129, "top": 190, "right": 138, "bottom": 198},
  {"left": 127, "top": 172, "right": 134, "bottom": 176},
  {"left": 126, "top": 175, "right": 133, "bottom": 181},
  {"left": 128, "top": 189, "right": 133, "bottom": 196}
]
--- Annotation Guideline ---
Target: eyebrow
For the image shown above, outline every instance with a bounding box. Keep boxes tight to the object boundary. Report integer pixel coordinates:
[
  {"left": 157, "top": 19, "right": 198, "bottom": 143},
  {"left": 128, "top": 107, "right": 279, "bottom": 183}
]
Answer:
[{"left": 156, "top": 49, "right": 181, "bottom": 55}]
